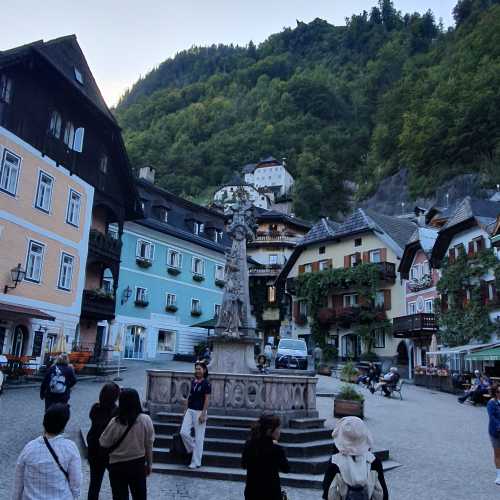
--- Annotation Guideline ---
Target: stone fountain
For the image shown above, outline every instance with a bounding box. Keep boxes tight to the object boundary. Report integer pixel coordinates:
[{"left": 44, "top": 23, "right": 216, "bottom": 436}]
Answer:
[{"left": 146, "top": 191, "right": 318, "bottom": 423}]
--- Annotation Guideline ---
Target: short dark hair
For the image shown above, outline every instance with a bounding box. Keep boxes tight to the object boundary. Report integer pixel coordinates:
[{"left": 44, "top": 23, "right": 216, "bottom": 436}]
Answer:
[
  {"left": 43, "top": 403, "right": 70, "bottom": 434},
  {"left": 99, "top": 382, "right": 121, "bottom": 409},
  {"left": 117, "top": 388, "right": 143, "bottom": 426},
  {"left": 250, "top": 414, "right": 281, "bottom": 441}
]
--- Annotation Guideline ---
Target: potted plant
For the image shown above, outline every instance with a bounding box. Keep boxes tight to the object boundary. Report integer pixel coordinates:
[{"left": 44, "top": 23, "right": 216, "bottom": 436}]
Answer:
[
  {"left": 215, "top": 278, "right": 225, "bottom": 288},
  {"left": 167, "top": 266, "right": 181, "bottom": 276},
  {"left": 191, "top": 309, "right": 202, "bottom": 317},
  {"left": 192, "top": 273, "right": 204, "bottom": 282},
  {"left": 340, "top": 361, "right": 358, "bottom": 383},
  {"left": 165, "top": 304, "right": 178, "bottom": 313},
  {"left": 136, "top": 257, "right": 152, "bottom": 268},
  {"left": 134, "top": 298, "right": 149, "bottom": 307},
  {"left": 334, "top": 384, "right": 365, "bottom": 419}
]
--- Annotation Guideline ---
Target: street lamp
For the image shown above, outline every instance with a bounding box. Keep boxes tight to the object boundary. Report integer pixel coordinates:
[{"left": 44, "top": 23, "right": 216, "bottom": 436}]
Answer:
[
  {"left": 121, "top": 285, "right": 132, "bottom": 305},
  {"left": 4, "top": 263, "right": 26, "bottom": 294}
]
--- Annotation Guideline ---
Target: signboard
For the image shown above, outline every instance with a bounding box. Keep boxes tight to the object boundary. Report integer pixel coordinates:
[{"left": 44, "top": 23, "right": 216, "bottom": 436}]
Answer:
[{"left": 32, "top": 330, "right": 44, "bottom": 357}]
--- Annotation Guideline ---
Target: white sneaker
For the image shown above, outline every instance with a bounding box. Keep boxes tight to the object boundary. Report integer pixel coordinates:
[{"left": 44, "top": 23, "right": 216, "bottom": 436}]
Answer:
[
  {"left": 495, "top": 477, "right": 500, "bottom": 485},
  {"left": 188, "top": 463, "right": 197, "bottom": 469}
]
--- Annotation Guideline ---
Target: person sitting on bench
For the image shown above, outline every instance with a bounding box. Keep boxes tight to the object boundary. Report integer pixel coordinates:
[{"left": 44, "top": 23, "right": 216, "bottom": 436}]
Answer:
[
  {"left": 458, "top": 371, "right": 491, "bottom": 404},
  {"left": 357, "top": 363, "right": 380, "bottom": 390},
  {"left": 372, "top": 367, "right": 399, "bottom": 397}
]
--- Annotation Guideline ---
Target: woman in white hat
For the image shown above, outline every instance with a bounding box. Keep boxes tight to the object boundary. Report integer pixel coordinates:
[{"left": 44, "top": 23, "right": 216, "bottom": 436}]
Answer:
[{"left": 322, "top": 416, "right": 388, "bottom": 500}]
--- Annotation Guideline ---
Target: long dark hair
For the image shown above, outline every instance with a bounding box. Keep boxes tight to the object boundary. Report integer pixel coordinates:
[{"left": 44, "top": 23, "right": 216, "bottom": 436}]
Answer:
[
  {"left": 99, "top": 382, "right": 120, "bottom": 410},
  {"left": 249, "top": 414, "right": 281, "bottom": 442},
  {"left": 117, "top": 388, "right": 143, "bottom": 426},
  {"left": 195, "top": 362, "right": 209, "bottom": 379}
]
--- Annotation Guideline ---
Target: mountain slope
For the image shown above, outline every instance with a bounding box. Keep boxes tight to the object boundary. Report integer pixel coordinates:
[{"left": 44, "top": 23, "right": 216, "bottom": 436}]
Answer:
[{"left": 115, "top": 0, "right": 500, "bottom": 220}]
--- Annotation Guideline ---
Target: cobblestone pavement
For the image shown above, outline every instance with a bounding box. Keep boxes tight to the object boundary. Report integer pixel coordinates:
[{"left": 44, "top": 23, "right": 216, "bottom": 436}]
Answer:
[{"left": 0, "top": 363, "right": 497, "bottom": 499}]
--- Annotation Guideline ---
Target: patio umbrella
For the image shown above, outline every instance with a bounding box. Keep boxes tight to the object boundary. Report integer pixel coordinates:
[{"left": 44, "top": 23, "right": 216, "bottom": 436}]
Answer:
[
  {"left": 114, "top": 325, "right": 125, "bottom": 381},
  {"left": 429, "top": 334, "right": 438, "bottom": 366},
  {"left": 54, "top": 327, "right": 67, "bottom": 353}
]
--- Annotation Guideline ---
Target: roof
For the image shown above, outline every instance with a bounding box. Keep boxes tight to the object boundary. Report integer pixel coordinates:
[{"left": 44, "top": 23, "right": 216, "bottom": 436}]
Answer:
[
  {"left": 427, "top": 341, "right": 500, "bottom": 356},
  {"left": 0, "top": 35, "right": 116, "bottom": 124},
  {"left": 299, "top": 218, "right": 340, "bottom": 245},
  {"left": 0, "top": 302, "right": 55, "bottom": 321},
  {"left": 254, "top": 207, "right": 311, "bottom": 231},
  {"left": 242, "top": 164, "right": 257, "bottom": 174},
  {"left": 466, "top": 346, "right": 500, "bottom": 361},
  {"left": 398, "top": 226, "right": 439, "bottom": 277}
]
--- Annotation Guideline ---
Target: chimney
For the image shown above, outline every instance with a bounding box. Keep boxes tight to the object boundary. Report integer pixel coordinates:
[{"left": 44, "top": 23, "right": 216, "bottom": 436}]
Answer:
[{"left": 138, "top": 166, "right": 156, "bottom": 184}]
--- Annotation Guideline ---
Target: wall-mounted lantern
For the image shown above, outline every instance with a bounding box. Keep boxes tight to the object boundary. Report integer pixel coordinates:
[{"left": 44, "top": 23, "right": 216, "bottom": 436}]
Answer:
[{"left": 4, "top": 263, "right": 26, "bottom": 294}]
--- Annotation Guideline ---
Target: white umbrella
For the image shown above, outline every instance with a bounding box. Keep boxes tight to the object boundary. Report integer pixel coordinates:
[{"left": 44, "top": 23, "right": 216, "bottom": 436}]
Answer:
[
  {"left": 114, "top": 325, "right": 125, "bottom": 381},
  {"left": 54, "top": 326, "right": 67, "bottom": 353},
  {"left": 429, "top": 334, "right": 438, "bottom": 367}
]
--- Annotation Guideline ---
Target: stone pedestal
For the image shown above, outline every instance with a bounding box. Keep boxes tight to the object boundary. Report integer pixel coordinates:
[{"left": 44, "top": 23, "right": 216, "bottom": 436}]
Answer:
[{"left": 209, "top": 335, "right": 259, "bottom": 374}]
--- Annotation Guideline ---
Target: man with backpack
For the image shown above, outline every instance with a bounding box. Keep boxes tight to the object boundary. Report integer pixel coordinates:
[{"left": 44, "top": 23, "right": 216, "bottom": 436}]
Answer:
[
  {"left": 40, "top": 354, "right": 77, "bottom": 410},
  {"left": 322, "top": 417, "right": 388, "bottom": 500}
]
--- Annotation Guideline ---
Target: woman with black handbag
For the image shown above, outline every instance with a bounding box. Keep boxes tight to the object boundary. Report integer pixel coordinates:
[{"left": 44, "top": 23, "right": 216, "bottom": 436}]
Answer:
[
  {"left": 99, "top": 388, "right": 155, "bottom": 500},
  {"left": 87, "top": 382, "right": 120, "bottom": 500},
  {"left": 242, "top": 414, "right": 290, "bottom": 500}
]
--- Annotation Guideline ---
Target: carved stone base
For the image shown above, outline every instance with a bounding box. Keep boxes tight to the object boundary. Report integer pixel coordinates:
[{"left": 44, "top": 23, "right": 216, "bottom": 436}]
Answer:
[{"left": 208, "top": 335, "right": 259, "bottom": 374}]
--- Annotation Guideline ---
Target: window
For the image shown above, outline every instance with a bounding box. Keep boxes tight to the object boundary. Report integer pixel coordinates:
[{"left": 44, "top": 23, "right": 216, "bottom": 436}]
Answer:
[
  {"left": 157, "top": 330, "right": 175, "bottom": 352},
  {"left": 135, "top": 287, "right": 148, "bottom": 302},
  {"left": 73, "top": 127, "right": 85, "bottom": 153},
  {"left": 410, "top": 265, "right": 420, "bottom": 281},
  {"left": 49, "top": 111, "right": 62, "bottom": 138},
  {"left": 319, "top": 246, "right": 326, "bottom": 254},
  {"left": 192, "top": 257, "right": 204, "bottom": 275},
  {"left": 25, "top": 240, "right": 45, "bottom": 283},
  {"left": 349, "top": 254, "right": 358, "bottom": 267},
  {"left": 74, "top": 66, "right": 84, "bottom": 84},
  {"left": 167, "top": 250, "right": 182, "bottom": 269},
  {"left": 166, "top": 293, "right": 177, "bottom": 307},
  {"left": 57, "top": 253, "right": 74, "bottom": 291},
  {"left": 191, "top": 299, "right": 201, "bottom": 314},
  {"left": 408, "top": 302, "right": 417, "bottom": 315},
  {"left": 369, "top": 249, "right": 381, "bottom": 263},
  {"left": 35, "top": 171, "right": 54, "bottom": 213},
  {"left": 299, "top": 300, "right": 308, "bottom": 316},
  {"left": 304, "top": 263, "right": 313, "bottom": 273},
  {"left": 0, "top": 75, "right": 12, "bottom": 103},
  {"left": 102, "top": 268, "right": 114, "bottom": 294},
  {"left": 0, "top": 149, "right": 21, "bottom": 196},
  {"left": 424, "top": 299, "right": 434, "bottom": 313},
  {"left": 373, "top": 328, "right": 385, "bottom": 348},
  {"left": 66, "top": 190, "right": 81, "bottom": 227},
  {"left": 214, "top": 230, "right": 223, "bottom": 243},
  {"left": 63, "top": 122, "right": 75, "bottom": 148},
  {"left": 215, "top": 264, "right": 225, "bottom": 281},
  {"left": 422, "top": 261, "right": 430, "bottom": 276},
  {"left": 319, "top": 260, "right": 330, "bottom": 271},
  {"left": 269, "top": 254, "right": 278, "bottom": 265},
  {"left": 136, "top": 240, "right": 154, "bottom": 260},
  {"left": 214, "top": 304, "right": 221, "bottom": 318},
  {"left": 375, "top": 291, "right": 385, "bottom": 308},
  {"left": 99, "top": 154, "right": 108, "bottom": 174},
  {"left": 154, "top": 206, "right": 168, "bottom": 223},
  {"left": 268, "top": 286, "right": 277, "bottom": 303},
  {"left": 354, "top": 238, "right": 362, "bottom": 247},
  {"left": 343, "top": 294, "right": 359, "bottom": 307},
  {"left": 193, "top": 222, "right": 204, "bottom": 235}
]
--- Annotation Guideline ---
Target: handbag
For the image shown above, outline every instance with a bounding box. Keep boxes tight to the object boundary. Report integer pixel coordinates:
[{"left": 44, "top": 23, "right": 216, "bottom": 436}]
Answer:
[
  {"left": 171, "top": 430, "right": 189, "bottom": 457},
  {"left": 43, "top": 437, "right": 70, "bottom": 483},
  {"left": 101, "top": 421, "right": 134, "bottom": 455}
]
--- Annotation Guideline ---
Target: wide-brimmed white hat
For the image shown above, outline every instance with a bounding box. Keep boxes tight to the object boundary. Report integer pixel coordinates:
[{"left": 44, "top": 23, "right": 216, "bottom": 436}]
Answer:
[{"left": 332, "top": 417, "right": 373, "bottom": 456}]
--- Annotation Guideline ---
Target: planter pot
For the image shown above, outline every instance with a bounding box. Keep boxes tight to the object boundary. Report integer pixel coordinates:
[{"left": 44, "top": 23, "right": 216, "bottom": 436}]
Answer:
[
  {"left": 192, "top": 274, "right": 205, "bottom": 282},
  {"left": 136, "top": 258, "right": 152, "bottom": 268},
  {"left": 334, "top": 399, "right": 364, "bottom": 419},
  {"left": 191, "top": 310, "right": 202, "bottom": 317},
  {"left": 167, "top": 267, "right": 181, "bottom": 276},
  {"left": 215, "top": 279, "right": 225, "bottom": 288},
  {"left": 318, "top": 366, "right": 332, "bottom": 376},
  {"left": 165, "top": 305, "right": 178, "bottom": 313},
  {"left": 134, "top": 300, "right": 149, "bottom": 308}
]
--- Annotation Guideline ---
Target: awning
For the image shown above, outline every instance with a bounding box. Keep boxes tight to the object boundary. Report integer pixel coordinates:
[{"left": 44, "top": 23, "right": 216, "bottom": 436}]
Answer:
[
  {"left": 0, "top": 301, "right": 55, "bottom": 321},
  {"left": 426, "top": 342, "right": 500, "bottom": 356},
  {"left": 466, "top": 347, "right": 500, "bottom": 361}
]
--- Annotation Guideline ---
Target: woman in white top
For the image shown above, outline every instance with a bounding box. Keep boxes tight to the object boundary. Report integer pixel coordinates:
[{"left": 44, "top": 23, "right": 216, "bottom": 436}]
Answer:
[
  {"left": 100, "top": 388, "right": 155, "bottom": 500},
  {"left": 12, "top": 403, "right": 81, "bottom": 500}
]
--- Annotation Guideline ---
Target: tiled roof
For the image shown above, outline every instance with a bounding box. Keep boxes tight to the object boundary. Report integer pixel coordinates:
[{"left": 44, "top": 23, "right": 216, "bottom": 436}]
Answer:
[
  {"left": 299, "top": 218, "right": 340, "bottom": 245},
  {"left": 442, "top": 197, "right": 500, "bottom": 231},
  {"left": 363, "top": 209, "right": 417, "bottom": 250},
  {"left": 254, "top": 207, "right": 311, "bottom": 230}
]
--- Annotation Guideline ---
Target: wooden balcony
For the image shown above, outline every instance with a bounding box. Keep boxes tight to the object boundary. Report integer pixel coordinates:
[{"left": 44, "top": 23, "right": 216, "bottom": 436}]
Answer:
[
  {"left": 375, "top": 261, "right": 396, "bottom": 282},
  {"left": 81, "top": 289, "right": 116, "bottom": 321},
  {"left": 249, "top": 264, "right": 283, "bottom": 276},
  {"left": 393, "top": 313, "right": 437, "bottom": 338},
  {"left": 89, "top": 229, "right": 122, "bottom": 261},
  {"left": 249, "top": 231, "right": 300, "bottom": 248}
]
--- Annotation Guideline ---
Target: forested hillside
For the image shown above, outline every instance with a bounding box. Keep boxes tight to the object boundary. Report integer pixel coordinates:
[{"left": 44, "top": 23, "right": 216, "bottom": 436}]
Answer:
[{"left": 115, "top": 0, "right": 500, "bottom": 220}]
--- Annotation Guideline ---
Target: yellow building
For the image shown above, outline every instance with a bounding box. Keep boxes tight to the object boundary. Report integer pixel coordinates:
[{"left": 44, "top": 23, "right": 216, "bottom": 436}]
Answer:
[{"left": 277, "top": 209, "right": 416, "bottom": 367}]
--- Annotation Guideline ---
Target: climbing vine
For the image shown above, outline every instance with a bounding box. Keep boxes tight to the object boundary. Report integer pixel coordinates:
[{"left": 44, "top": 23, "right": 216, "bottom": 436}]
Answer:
[
  {"left": 436, "top": 248, "right": 500, "bottom": 346},
  {"left": 296, "top": 263, "right": 390, "bottom": 350}
]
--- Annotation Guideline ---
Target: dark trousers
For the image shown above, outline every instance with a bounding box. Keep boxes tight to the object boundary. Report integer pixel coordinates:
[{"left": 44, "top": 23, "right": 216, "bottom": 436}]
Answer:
[
  {"left": 109, "top": 457, "right": 147, "bottom": 500},
  {"left": 88, "top": 456, "right": 108, "bottom": 500},
  {"left": 44, "top": 395, "right": 69, "bottom": 411}
]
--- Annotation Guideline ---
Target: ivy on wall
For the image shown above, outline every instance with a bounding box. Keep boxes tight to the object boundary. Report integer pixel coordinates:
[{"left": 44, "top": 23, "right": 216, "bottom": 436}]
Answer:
[
  {"left": 296, "top": 263, "right": 390, "bottom": 350},
  {"left": 436, "top": 248, "right": 500, "bottom": 346}
]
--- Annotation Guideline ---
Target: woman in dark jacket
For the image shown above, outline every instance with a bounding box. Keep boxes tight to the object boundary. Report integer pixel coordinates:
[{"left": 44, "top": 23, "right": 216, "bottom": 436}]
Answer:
[
  {"left": 40, "top": 353, "right": 77, "bottom": 410},
  {"left": 487, "top": 383, "right": 500, "bottom": 485},
  {"left": 242, "top": 414, "right": 290, "bottom": 500},
  {"left": 87, "top": 382, "right": 121, "bottom": 500}
]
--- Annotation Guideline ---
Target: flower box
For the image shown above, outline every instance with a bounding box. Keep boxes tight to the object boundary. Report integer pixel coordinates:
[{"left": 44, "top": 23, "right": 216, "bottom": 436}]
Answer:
[
  {"left": 136, "top": 257, "right": 152, "bottom": 268},
  {"left": 192, "top": 274, "right": 205, "bottom": 282},
  {"left": 167, "top": 266, "right": 181, "bottom": 276},
  {"left": 191, "top": 310, "right": 202, "bottom": 317},
  {"left": 165, "top": 304, "right": 178, "bottom": 313},
  {"left": 215, "top": 278, "right": 225, "bottom": 288},
  {"left": 134, "top": 299, "right": 149, "bottom": 308}
]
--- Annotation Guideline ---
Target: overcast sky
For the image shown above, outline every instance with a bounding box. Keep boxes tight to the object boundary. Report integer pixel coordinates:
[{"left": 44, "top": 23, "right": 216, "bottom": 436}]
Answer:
[{"left": 1, "top": 1, "right": 457, "bottom": 106}]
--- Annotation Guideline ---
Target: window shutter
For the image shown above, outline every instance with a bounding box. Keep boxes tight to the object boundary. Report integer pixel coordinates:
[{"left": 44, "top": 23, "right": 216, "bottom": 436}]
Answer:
[
  {"left": 380, "top": 248, "right": 387, "bottom": 262},
  {"left": 293, "top": 301, "right": 300, "bottom": 321},
  {"left": 312, "top": 261, "right": 320, "bottom": 272},
  {"left": 467, "top": 241, "right": 474, "bottom": 257},
  {"left": 344, "top": 255, "right": 350, "bottom": 269},
  {"left": 362, "top": 251, "right": 370, "bottom": 263},
  {"left": 448, "top": 249, "right": 455, "bottom": 264},
  {"left": 333, "top": 295, "right": 343, "bottom": 314},
  {"left": 383, "top": 289, "right": 391, "bottom": 311},
  {"left": 298, "top": 264, "right": 305, "bottom": 274},
  {"left": 480, "top": 281, "right": 488, "bottom": 305},
  {"left": 355, "top": 252, "right": 362, "bottom": 263}
]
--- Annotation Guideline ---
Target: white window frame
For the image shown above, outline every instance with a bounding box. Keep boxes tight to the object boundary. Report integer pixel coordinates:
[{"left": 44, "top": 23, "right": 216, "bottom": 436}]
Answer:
[
  {"left": 422, "top": 261, "right": 430, "bottom": 276},
  {"left": 299, "top": 300, "right": 308, "bottom": 316},
  {"left": 410, "top": 265, "right": 420, "bottom": 281},
  {"left": 63, "top": 122, "right": 75, "bottom": 148},
  {"left": 167, "top": 249, "right": 182, "bottom": 269},
  {"left": 0, "top": 75, "right": 12, "bottom": 103},
  {"left": 66, "top": 189, "right": 82, "bottom": 227},
  {"left": 215, "top": 264, "right": 225, "bottom": 281},
  {"left": 49, "top": 111, "right": 62, "bottom": 139},
  {"left": 57, "top": 252, "right": 74, "bottom": 291},
  {"left": 408, "top": 301, "right": 417, "bottom": 315},
  {"left": 0, "top": 148, "right": 21, "bottom": 196},
  {"left": 157, "top": 330, "right": 176, "bottom": 353},
  {"left": 369, "top": 249, "right": 381, "bottom": 263},
  {"left": 191, "top": 298, "right": 201, "bottom": 314},
  {"left": 192, "top": 257, "right": 204, "bottom": 276},
  {"left": 269, "top": 254, "right": 278, "bottom": 265},
  {"left": 136, "top": 239, "right": 154, "bottom": 261},
  {"left": 135, "top": 286, "right": 148, "bottom": 302},
  {"left": 193, "top": 222, "right": 204, "bottom": 235},
  {"left": 424, "top": 299, "right": 434, "bottom": 313},
  {"left": 34, "top": 170, "right": 54, "bottom": 213},
  {"left": 319, "top": 260, "right": 330, "bottom": 271},
  {"left": 343, "top": 294, "right": 359, "bottom": 308},
  {"left": 373, "top": 328, "right": 385, "bottom": 348},
  {"left": 214, "top": 304, "right": 221, "bottom": 318},
  {"left": 214, "top": 230, "right": 223, "bottom": 243},
  {"left": 25, "top": 240, "right": 45, "bottom": 283},
  {"left": 349, "top": 254, "right": 358, "bottom": 267},
  {"left": 166, "top": 293, "right": 177, "bottom": 307},
  {"left": 375, "top": 291, "right": 385, "bottom": 308},
  {"left": 304, "top": 263, "right": 313, "bottom": 273}
]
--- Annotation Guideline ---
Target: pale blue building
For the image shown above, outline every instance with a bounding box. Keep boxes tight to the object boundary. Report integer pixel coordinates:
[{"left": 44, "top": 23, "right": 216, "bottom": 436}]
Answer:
[{"left": 112, "top": 168, "right": 228, "bottom": 361}]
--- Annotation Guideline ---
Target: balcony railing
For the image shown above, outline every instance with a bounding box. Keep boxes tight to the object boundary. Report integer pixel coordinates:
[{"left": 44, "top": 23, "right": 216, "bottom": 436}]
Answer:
[
  {"left": 375, "top": 261, "right": 396, "bottom": 281},
  {"left": 89, "top": 229, "right": 122, "bottom": 260},
  {"left": 254, "top": 231, "right": 300, "bottom": 243},
  {"left": 249, "top": 264, "right": 283, "bottom": 276},
  {"left": 81, "top": 289, "right": 116, "bottom": 320},
  {"left": 393, "top": 313, "right": 437, "bottom": 338}
]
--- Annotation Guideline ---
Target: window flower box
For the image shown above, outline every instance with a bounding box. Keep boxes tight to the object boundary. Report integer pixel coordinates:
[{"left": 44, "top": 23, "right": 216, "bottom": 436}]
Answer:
[
  {"left": 192, "top": 273, "right": 204, "bottom": 282},
  {"left": 167, "top": 266, "right": 181, "bottom": 276},
  {"left": 134, "top": 299, "right": 149, "bottom": 307},
  {"left": 165, "top": 304, "right": 178, "bottom": 313},
  {"left": 215, "top": 278, "right": 225, "bottom": 288},
  {"left": 191, "top": 309, "right": 202, "bottom": 317},
  {"left": 136, "top": 257, "right": 152, "bottom": 268}
]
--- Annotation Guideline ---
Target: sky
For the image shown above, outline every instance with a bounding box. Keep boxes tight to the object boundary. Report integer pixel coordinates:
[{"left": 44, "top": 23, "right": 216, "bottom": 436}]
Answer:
[{"left": 1, "top": 1, "right": 457, "bottom": 107}]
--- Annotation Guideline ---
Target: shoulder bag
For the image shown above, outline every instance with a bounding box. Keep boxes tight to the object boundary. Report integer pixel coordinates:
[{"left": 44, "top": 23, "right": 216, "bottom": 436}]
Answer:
[{"left": 43, "top": 436, "right": 70, "bottom": 483}]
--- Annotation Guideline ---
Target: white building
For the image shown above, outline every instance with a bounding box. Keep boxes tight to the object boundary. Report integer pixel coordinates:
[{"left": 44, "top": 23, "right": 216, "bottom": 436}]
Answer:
[{"left": 245, "top": 157, "right": 294, "bottom": 198}]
